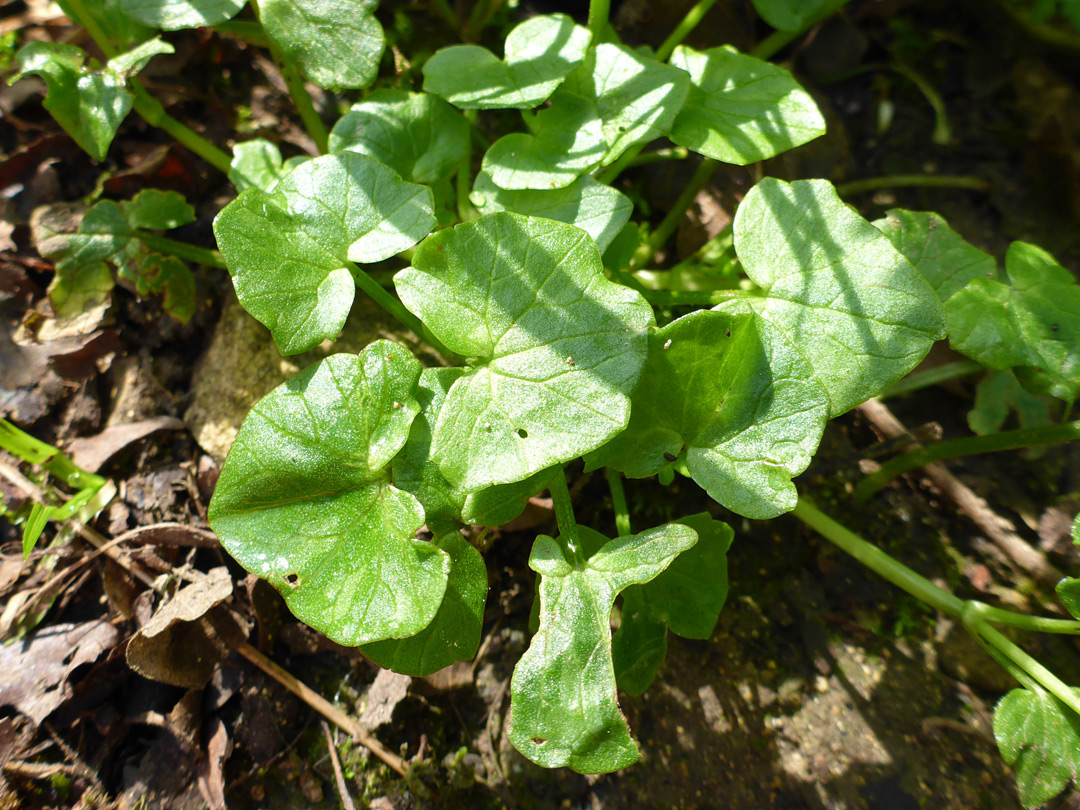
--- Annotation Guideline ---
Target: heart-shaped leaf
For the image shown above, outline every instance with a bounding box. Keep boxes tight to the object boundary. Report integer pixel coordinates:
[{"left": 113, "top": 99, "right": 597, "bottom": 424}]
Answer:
[
  {"left": 119, "top": 0, "right": 245, "bottom": 29},
  {"left": 668, "top": 45, "right": 825, "bottom": 165},
  {"left": 361, "top": 530, "right": 486, "bottom": 675},
  {"left": 947, "top": 241, "right": 1080, "bottom": 402},
  {"left": 329, "top": 90, "right": 470, "bottom": 185},
  {"left": 613, "top": 514, "right": 732, "bottom": 695},
  {"left": 588, "top": 309, "right": 829, "bottom": 519},
  {"left": 12, "top": 40, "right": 172, "bottom": 161},
  {"left": 558, "top": 44, "right": 690, "bottom": 166},
  {"left": 209, "top": 343, "right": 453, "bottom": 646},
  {"left": 718, "top": 178, "right": 945, "bottom": 416},
  {"left": 260, "top": 0, "right": 384, "bottom": 91},
  {"left": 994, "top": 687, "right": 1080, "bottom": 808},
  {"left": 471, "top": 171, "right": 632, "bottom": 252},
  {"left": 423, "top": 14, "right": 590, "bottom": 110},
  {"left": 395, "top": 213, "right": 653, "bottom": 491},
  {"left": 122, "top": 189, "right": 195, "bottom": 230},
  {"left": 392, "top": 368, "right": 554, "bottom": 527},
  {"left": 213, "top": 152, "right": 436, "bottom": 355},
  {"left": 509, "top": 523, "right": 698, "bottom": 773}
]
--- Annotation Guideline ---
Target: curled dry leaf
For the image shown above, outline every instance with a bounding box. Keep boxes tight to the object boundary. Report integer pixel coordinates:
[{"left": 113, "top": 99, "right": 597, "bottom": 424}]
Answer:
[{"left": 66, "top": 415, "right": 186, "bottom": 473}]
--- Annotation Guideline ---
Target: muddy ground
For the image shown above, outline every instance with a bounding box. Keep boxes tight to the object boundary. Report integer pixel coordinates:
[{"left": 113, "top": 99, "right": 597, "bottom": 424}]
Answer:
[{"left": 2, "top": 0, "right": 1080, "bottom": 808}]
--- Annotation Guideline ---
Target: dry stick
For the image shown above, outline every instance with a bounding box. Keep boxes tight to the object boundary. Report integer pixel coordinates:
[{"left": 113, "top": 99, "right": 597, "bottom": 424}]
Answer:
[
  {"left": 321, "top": 721, "right": 358, "bottom": 810},
  {"left": 233, "top": 642, "right": 407, "bottom": 777},
  {"left": 857, "top": 398, "right": 1063, "bottom": 587}
]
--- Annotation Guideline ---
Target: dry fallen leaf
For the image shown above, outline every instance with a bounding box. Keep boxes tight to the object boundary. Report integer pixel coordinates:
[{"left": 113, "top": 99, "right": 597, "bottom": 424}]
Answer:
[{"left": 66, "top": 416, "right": 186, "bottom": 473}]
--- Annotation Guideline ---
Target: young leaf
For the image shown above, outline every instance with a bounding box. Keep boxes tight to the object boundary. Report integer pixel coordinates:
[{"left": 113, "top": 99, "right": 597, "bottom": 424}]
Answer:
[
  {"left": 481, "top": 92, "right": 606, "bottom": 190},
  {"left": 119, "top": 0, "right": 245, "bottom": 30},
  {"left": 329, "top": 90, "right": 469, "bottom": 185},
  {"left": 509, "top": 523, "right": 698, "bottom": 773},
  {"left": 213, "top": 152, "right": 436, "bottom": 355},
  {"left": 993, "top": 687, "right": 1080, "bottom": 808},
  {"left": 558, "top": 44, "right": 690, "bottom": 166},
  {"left": 947, "top": 242, "right": 1080, "bottom": 402},
  {"left": 587, "top": 309, "right": 829, "bottom": 519},
  {"left": 613, "top": 514, "right": 733, "bottom": 695},
  {"left": 360, "top": 530, "right": 486, "bottom": 675},
  {"left": 1058, "top": 577, "right": 1080, "bottom": 620},
  {"left": 50, "top": 261, "right": 114, "bottom": 317},
  {"left": 124, "top": 253, "right": 196, "bottom": 323},
  {"left": 719, "top": 178, "right": 945, "bottom": 416},
  {"left": 208, "top": 343, "right": 453, "bottom": 646},
  {"left": 12, "top": 40, "right": 172, "bottom": 161},
  {"left": 751, "top": 0, "right": 836, "bottom": 32},
  {"left": 471, "top": 171, "right": 632, "bottom": 252},
  {"left": 392, "top": 368, "right": 554, "bottom": 527},
  {"left": 668, "top": 45, "right": 825, "bottom": 165},
  {"left": 422, "top": 14, "right": 591, "bottom": 110},
  {"left": 395, "top": 213, "right": 654, "bottom": 491},
  {"left": 121, "top": 188, "right": 195, "bottom": 230},
  {"left": 259, "top": 0, "right": 384, "bottom": 91},
  {"left": 968, "top": 370, "right": 1050, "bottom": 436},
  {"left": 229, "top": 139, "right": 308, "bottom": 192}
]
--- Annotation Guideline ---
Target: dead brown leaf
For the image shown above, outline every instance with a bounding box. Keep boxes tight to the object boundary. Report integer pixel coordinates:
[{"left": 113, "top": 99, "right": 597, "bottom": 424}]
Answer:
[{"left": 66, "top": 416, "right": 185, "bottom": 473}]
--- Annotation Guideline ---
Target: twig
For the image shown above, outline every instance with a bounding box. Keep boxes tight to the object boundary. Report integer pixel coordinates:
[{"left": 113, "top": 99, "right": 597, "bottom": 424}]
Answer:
[
  {"left": 856, "top": 398, "right": 1062, "bottom": 587},
  {"left": 322, "top": 721, "right": 357, "bottom": 810},
  {"left": 233, "top": 642, "right": 407, "bottom": 777}
]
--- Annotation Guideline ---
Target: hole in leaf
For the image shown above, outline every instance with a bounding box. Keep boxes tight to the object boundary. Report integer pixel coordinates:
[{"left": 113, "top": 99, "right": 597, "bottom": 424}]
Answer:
[
  {"left": 531, "top": 737, "right": 546, "bottom": 745},
  {"left": 284, "top": 573, "right": 300, "bottom": 587},
  {"left": 663, "top": 452, "right": 677, "bottom": 463},
  {"left": 516, "top": 428, "right": 528, "bottom": 439}
]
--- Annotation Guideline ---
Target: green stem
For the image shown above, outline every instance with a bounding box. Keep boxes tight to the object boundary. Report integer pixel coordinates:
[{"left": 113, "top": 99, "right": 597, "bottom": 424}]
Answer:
[
  {"left": 641, "top": 289, "right": 745, "bottom": 307},
  {"left": 655, "top": 0, "right": 718, "bottom": 61},
  {"left": 62, "top": 0, "right": 118, "bottom": 58},
  {"left": 855, "top": 420, "right": 1080, "bottom": 501},
  {"left": 347, "top": 261, "right": 453, "bottom": 358},
  {"left": 129, "top": 85, "right": 234, "bottom": 175},
  {"left": 136, "top": 231, "right": 227, "bottom": 269},
  {"left": 625, "top": 147, "right": 690, "bottom": 169},
  {"left": 974, "top": 605, "right": 1080, "bottom": 636},
  {"left": 275, "top": 55, "right": 328, "bottom": 154},
  {"left": 836, "top": 174, "right": 989, "bottom": 197},
  {"left": 464, "top": 0, "right": 505, "bottom": 40},
  {"left": 457, "top": 112, "right": 478, "bottom": 222},
  {"left": 429, "top": 0, "right": 461, "bottom": 31},
  {"left": 549, "top": 470, "right": 586, "bottom": 566},
  {"left": 605, "top": 469, "right": 632, "bottom": 537},
  {"left": 750, "top": 0, "right": 850, "bottom": 60},
  {"left": 879, "top": 359, "right": 984, "bottom": 400},
  {"left": 213, "top": 20, "right": 272, "bottom": 47},
  {"left": 587, "top": 0, "right": 611, "bottom": 42},
  {"left": 595, "top": 147, "right": 643, "bottom": 185},
  {"left": 890, "top": 60, "right": 951, "bottom": 145},
  {"left": 631, "top": 159, "right": 719, "bottom": 271}
]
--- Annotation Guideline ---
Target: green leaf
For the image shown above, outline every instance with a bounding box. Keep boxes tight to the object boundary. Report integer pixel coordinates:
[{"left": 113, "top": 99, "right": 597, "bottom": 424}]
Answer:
[
  {"left": 480, "top": 92, "right": 606, "bottom": 190},
  {"left": 329, "top": 90, "right": 469, "bottom": 185},
  {"left": 719, "top": 178, "right": 945, "bottom": 416},
  {"left": 613, "top": 514, "right": 732, "bottom": 695},
  {"left": 993, "top": 687, "right": 1080, "bottom": 808},
  {"left": 509, "top": 523, "right": 698, "bottom": 773},
  {"left": 395, "top": 213, "right": 654, "bottom": 491},
  {"left": 392, "top": 368, "right": 554, "bottom": 527},
  {"left": 668, "top": 45, "right": 825, "bottom": 165},
  {"left": 361, "top": 530, "right": 486, "bottom": 675},
  {"left": 119, "top": 0, "right": 245, "bottom": 29},
  {"left": 471, "top": 171, "right": 632, "bottom": 252},
  {"left": 49, "top": 260, "right": 114, "bottom": 317},
  {"left": 968, "top": 370, "right": 1050, "bottom": 436},
  {"left": 55, "top": 0, "right": 155, "bottom": 50},
  {"left": 208, "top": 343, "right": 453, "bottom": 646},
  {"left": 947, "top": 242, "right": 1080, "bottom": 402},
  {"left": 1074, "top": 513, "right": 1080, "bottom": 546},
  {"left": 13, "top": 42, "right": 132, "bottom": 161},
  {"left": 121, "top": 189, "right": 195, "bottom": 230},
  {"left": 107, "top": 37, "right": 175, "bottom": 75},
  {"left": 213, "top": 152, "right": 436, "bottom": 355},
  {"left": 588, "top": 309, "right": 829, "bottom": 519},
  {"left": 260, "top": 0, "right": 384, "bottom": 91},
  {"left": 422, "top": 14, "right": 591, "bottom": 110},
  {"left": 559, "top": 44, "right": 690, "bottom": 166},
  {"left": 751, "top": 0, "right": 835, "bottom": 32},
  {"left": 1057, "top": 577, "right": 1080, "bottom": 620},
  {"left": 229, "top": 139, "right": 297, "bottom": 192},
  {"left": 127, "top": 253, "right": 196, "bottom": 322}
]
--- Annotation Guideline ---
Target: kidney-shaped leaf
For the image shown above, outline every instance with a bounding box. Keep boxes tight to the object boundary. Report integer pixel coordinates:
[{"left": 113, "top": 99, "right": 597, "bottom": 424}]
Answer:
[
  {"left": 395, "top": 213, "right": 653, "bottom": 492},
  {"left": 947, "top": 241, "right": 1080, "bottom": 402},
  {"left": 119, "top": 0, "right": 245, "bottom": 29},
  {"left": 720, "top": 178, "right": 945, "bottom": 417},
  {"left": 669, "top": 45, "right": 825, "bottom": 165},
  {"left": 329, "top": 90, "right": 469, "bottom": 184},
  {"left": 361, "top": 530, "right": 486, "bottom": 675},
  {"left": 509, "top": 523, "right": 698, "bottom": 773},
  {"left": 588, "top": 309, "right": 829, "bottom": 519},
  {"left": 213, "top": 152, "right": 436, "bottom": 355},
  {"left": 423, "top": 14, "right": 590, "bottom": 110},
  {"left": 209, "top": 343, "right": 452, "bottom": 646},
  {"left": 392, "top": 368, "right": 554, "bottom": 527},
  {"left": 260, "top": 0, "right": 384, "bottom": 91},
  {"left": 994, "top": 687, "right": 1080, "bottom": 808}
]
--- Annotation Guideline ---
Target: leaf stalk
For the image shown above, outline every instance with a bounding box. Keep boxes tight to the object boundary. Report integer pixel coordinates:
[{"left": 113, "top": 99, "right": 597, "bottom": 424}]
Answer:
[{"left": 550, "top": 470, "right": 586, "bottom": 566}]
